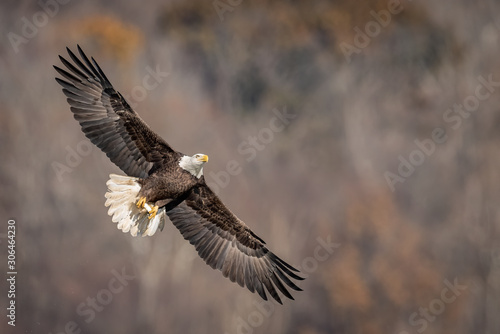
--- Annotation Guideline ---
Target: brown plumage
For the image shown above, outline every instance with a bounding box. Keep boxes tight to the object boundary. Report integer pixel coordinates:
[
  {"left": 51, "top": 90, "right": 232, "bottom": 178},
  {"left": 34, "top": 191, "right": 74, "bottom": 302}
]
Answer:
[{"left": 54, "top": 46, "right": 303, "bottom": 304}]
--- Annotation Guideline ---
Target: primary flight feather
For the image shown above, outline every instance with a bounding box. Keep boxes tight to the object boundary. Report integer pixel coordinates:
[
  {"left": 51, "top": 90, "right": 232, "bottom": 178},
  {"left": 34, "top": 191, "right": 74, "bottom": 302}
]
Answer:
[{"left": 54, "top": 46, "right": 303, "bottom": 304}]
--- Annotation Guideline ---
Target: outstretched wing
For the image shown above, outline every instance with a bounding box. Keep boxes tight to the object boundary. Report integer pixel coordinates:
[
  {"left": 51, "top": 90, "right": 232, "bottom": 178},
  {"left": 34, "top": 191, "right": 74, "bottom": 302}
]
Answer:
[
  {"left": 167, "top": 183, "right": 304, "bottom": 304},
  {"left": 54, "top": 45, "right": 177, "bottom": 178}
]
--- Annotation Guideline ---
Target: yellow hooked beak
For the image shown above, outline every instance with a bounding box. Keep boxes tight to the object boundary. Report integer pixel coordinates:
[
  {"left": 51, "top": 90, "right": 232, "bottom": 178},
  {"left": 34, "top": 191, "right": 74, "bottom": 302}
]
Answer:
[{"left": 197, "top": 155, "right": 209, "bottom": 162}]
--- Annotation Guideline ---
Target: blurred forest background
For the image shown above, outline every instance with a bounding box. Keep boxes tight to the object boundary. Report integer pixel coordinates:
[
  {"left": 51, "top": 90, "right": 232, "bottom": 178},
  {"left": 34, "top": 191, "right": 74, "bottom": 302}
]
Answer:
[{"left": 1, "top": 0, "right": 500, "bottom": 333}]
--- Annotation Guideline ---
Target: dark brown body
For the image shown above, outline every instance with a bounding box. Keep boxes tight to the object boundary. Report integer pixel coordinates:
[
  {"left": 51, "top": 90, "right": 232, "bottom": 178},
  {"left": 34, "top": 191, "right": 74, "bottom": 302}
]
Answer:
[{"left": 138, "top": 160, "right": 201, "bottom": 204}]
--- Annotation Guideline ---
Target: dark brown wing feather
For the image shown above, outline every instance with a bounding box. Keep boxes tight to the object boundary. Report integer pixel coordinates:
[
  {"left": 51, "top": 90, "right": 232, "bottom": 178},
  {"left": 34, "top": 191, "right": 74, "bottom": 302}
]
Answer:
[
  {"left": 54, "top": 45, "right": 176, "bottom": 178},
  {"left": 166, "top": 183, "right": 304, "bottom": 304}
]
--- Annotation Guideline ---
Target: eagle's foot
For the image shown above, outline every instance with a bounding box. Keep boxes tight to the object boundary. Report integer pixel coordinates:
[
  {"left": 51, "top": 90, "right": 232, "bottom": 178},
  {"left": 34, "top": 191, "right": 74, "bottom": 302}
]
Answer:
[
  {"left": 148, "top": 205, "right": 159, "bottom": 220},
  {"left": 136, "top": 196, "right": 147, "bottom": 209}
]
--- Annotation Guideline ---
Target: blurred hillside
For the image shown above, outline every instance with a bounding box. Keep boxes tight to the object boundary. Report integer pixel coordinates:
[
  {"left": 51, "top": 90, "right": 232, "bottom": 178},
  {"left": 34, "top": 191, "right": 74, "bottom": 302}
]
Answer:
[{"left": 1, "top": 0, "right": 500, "bottom": 333}]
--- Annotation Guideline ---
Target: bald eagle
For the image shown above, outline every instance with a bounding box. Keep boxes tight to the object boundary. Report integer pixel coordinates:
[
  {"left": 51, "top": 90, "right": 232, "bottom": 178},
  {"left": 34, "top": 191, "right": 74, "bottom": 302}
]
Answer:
[{"left": 54, "top": 46, "right": 303, "bottom": 304}]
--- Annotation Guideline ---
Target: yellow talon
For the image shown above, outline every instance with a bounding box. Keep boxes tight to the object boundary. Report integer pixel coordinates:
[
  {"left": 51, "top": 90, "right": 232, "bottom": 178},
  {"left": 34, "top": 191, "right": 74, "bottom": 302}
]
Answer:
[
  {"left": 148, "top": 205, "right": 159, "bottom": 220},
  {"left": 136, "top": 196, "right": 147, "bottom": 209}
]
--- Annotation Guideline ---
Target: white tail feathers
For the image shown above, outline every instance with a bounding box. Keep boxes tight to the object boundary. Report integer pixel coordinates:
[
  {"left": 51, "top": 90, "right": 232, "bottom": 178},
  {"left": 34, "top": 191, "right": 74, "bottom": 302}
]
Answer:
[{"left": 104, "top": 174, "right": 166, "bottom": 237}]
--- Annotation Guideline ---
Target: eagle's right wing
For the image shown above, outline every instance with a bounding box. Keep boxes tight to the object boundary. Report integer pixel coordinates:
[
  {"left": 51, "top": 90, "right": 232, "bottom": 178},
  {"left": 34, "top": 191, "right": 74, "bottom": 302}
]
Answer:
[
  {"left": 166, "top": 183, "right": 304, "bottom": 304},
  {"left": 54, "top": 46, "right": 176, "bottom": 178}
]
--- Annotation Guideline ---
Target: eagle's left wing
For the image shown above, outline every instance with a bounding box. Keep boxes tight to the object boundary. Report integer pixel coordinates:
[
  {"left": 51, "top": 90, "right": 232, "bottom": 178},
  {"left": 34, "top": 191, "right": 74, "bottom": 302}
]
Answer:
[
  {"left": 166, "top": 183, "right": 304, "bottom": 304},
  {"left": 54, "top": 46, "right": 177, "bottom": 178}
]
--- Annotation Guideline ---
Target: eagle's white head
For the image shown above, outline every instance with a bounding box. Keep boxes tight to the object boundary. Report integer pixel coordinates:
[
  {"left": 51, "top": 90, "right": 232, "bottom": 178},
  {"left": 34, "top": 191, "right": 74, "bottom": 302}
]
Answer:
[{"left": 179, "top": 153, "right": 209, "bottom": 179}]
